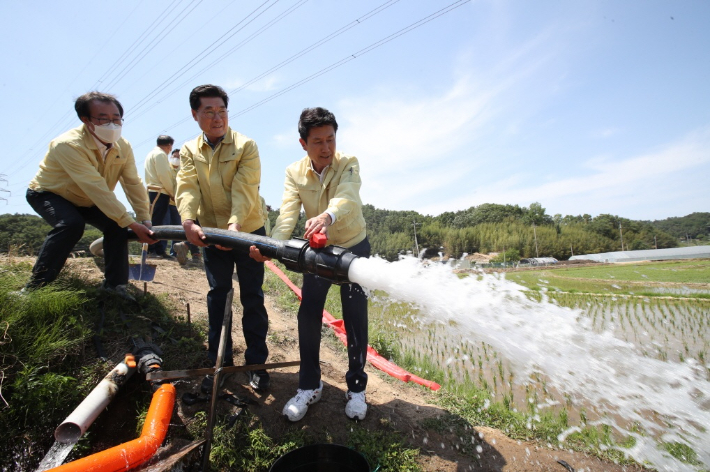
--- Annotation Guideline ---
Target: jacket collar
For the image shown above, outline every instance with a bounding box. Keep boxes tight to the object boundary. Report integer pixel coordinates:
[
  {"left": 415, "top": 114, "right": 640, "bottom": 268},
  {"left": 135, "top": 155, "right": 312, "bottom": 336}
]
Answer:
[
  {"left": 199, "top": 127, "right": 233, "bottom": 149},
  {"left": 304, "top": 151, "right": 342, "bottom": 177},
  {"left": 81, "top": 124, "right": 99, "bottom": 150}
]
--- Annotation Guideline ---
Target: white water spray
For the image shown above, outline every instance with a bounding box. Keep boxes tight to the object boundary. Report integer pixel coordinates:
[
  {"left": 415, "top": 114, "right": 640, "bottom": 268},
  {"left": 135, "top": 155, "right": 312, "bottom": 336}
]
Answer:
[
  {"left": 348, "top": 256, "right": 710, "bottom": 471},
  {"left": 35, "top": 441, "right": 75, "bottom": 471}
]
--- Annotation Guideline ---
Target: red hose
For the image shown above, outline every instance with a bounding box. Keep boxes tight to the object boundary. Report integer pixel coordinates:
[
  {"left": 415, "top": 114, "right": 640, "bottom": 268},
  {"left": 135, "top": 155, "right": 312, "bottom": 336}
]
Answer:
[
  {"left": 265, "top": 261, "right": 441, "bottom": 391},
  {"left": 48, "top": 383, "right": 176, "bottom": 472}
]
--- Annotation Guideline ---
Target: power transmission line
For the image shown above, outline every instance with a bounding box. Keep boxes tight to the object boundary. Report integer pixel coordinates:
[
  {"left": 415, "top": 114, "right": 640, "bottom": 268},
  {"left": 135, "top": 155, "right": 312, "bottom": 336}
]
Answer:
[
  {"left": 130, "top": 0, "right": 402, "bottom": 150},
  {"left": 231, "top": 0, "right": 471, "bottom": 118},
  {"left": 130, "top": 0, "right": 309, "bottom": 121},
  {"left": 129, "top": 0, "right": 278, "bottom": 116},
  {"left": 4, "top": 2, "right": 191, "bottom": 179},
  {"left": 103, "top": 0, "right": 205, "bottom": 91},
  {"left": 118, "top": 0, "right": 239, "bottom": 97},
  {"left": 92, "top": 0, "right": 195, "bottom": 91},
  {"left": 226, "top": 0, "right": 400, "bottom": 97},
  {"left": 0, "top": 174, "right": 9, "bottom": 205}
]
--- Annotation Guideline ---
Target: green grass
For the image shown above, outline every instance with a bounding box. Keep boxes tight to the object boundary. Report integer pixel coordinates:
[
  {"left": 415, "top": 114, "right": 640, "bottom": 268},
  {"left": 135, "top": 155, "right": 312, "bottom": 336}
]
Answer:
[
  {"left": 0, "top": 260, "right": 204, "bottom": 471},
  {"left": 1, "top": 259, "right": 420, "bottom": 472},
  {"left": 200, "top": 414, "right": 421, "bottom": 472},
  {"left": 506, "top": 260, "right": 710, "bottom": 297}
]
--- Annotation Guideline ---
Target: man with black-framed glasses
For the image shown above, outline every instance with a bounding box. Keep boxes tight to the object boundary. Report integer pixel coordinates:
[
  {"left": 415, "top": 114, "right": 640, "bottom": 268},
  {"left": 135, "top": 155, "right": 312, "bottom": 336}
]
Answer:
[
  {"left": 176, "top": 84, "right": 271, "bottom": 392},
  {"left": 24, "top": 91, "right": 156, "bottom": 300}
]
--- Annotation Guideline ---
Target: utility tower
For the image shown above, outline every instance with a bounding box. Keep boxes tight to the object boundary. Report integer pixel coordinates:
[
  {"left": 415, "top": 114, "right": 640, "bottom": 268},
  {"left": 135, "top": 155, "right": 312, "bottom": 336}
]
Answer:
[{"left": 0, "top": 174, "right": 9, "bottom": 204}]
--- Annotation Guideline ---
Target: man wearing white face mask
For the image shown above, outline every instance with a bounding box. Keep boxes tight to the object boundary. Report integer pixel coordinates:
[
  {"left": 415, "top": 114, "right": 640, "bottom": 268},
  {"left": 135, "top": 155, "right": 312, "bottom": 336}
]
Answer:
[{"left": 24, "top": 91, "right": 156, "bottom": 300}]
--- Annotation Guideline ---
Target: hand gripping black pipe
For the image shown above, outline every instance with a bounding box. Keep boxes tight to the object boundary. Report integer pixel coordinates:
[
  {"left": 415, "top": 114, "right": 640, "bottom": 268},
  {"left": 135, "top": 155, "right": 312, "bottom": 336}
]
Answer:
[{"left": 127, "top": 225, "right": 358, "bottom": 284}]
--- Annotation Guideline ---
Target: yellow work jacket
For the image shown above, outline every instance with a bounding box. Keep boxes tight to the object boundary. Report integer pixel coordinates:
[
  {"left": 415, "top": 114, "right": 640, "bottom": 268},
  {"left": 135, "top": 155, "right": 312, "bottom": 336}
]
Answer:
[
  {"left": 176, "top": 128, "right": 264, "bottom": 232},
  {"left": 271, "top": 152, "right": 366, "bottom": 248},
  {"left": 29, "top": 124, "right": 150, "bottom": 228},
  {"left": 144, "top": 147, "right": 175, "bottom": 197}
]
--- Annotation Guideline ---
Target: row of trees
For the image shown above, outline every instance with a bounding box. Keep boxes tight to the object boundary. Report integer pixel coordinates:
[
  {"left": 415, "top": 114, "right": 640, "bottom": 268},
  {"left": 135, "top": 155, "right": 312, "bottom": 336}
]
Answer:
[
  {"left": 265, "top": 203, "right": 685, "bottom": 262},
  {"left": 356, "top": 203, "right": 680, "bottom": 261},
  {"left": 0, "top": 214, "right": 101, "bottom": 256},
  {"left": 3, "top": 204, "right": 703, "bottom": 261},
  {"left": 643, "top": 212, "right": 710, "bottom": 241}
]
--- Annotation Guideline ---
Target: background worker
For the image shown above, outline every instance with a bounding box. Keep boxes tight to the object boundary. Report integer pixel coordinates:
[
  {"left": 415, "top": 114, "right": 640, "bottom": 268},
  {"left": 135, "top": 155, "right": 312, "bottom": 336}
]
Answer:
[
  {"left": 144, "top": 135, "right": 176, "bottom": 259},
  {"left": 167, "top": 148, "right": 201, "bottom": 265},
  {"left": 251, "top": 107, "right": 370, "bottom": 421},
  {"left": 24, "top": 91, "right": 156, "bottom": 300},
  {"left": 176, "top": 84, "right": 270, "bottom": 392}
]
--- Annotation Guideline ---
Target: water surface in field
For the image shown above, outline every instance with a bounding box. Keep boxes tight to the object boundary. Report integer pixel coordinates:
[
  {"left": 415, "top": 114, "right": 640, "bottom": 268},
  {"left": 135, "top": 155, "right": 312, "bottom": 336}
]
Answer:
[{"left": 348, "top": 256, "right": 710, "bottom": 471}]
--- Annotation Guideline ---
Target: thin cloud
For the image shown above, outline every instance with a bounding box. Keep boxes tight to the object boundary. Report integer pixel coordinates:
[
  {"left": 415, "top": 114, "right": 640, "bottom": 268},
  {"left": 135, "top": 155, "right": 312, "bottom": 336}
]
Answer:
[{"left": 420, "top": 126, "right": 710, "bottom": 217}]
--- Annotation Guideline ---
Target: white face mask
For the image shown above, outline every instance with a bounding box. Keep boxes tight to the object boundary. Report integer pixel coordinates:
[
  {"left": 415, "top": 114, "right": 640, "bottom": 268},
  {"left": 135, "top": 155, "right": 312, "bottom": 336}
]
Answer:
[
  {"left": 92, "top": 122, "right": 122, "bottom": 143},
  {"left": 169, "top": 156, "right": 180, "bottom": 168}
]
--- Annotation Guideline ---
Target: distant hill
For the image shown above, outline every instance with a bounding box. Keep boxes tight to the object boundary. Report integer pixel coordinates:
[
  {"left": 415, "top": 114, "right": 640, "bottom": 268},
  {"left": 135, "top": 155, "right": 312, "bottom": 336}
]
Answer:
[{"left": 643, "top": 212, "right": 710, "bottom": 242}]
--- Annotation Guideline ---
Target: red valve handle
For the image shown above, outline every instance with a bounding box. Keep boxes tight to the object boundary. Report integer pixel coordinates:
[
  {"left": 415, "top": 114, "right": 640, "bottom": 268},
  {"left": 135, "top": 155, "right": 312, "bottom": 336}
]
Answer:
[{"left": 309, "top": 233, "right": 327, "bottom": 248}]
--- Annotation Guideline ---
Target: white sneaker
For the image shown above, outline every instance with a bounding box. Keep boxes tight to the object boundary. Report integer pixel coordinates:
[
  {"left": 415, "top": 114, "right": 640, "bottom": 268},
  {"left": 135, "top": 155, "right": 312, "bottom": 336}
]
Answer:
[
  {"left": 283, "top": 381, "right": 323, "bottom": 422},
  {"left": 345, "top": 390, "right": 367, "bottom": 420},
  {"left": 174, "top": 242, "right": 189, "bottom": 265}
]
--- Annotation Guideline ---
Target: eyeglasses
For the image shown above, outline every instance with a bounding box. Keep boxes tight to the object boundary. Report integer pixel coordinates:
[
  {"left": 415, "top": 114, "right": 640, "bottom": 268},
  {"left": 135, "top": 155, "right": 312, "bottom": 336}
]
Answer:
[
  {"left": 199, "top": 109, "right": 228, "bottom": 120},
  {"left": 90, "top": 116, "right": 124, "bottom": 126}
]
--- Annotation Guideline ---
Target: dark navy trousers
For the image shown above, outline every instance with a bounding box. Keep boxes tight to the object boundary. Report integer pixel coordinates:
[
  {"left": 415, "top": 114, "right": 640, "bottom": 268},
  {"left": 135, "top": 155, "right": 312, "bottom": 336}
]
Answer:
[
  {"left": 26, "top": 189, "right": 129, "bottom": 289},
  {"left": 298, "top": 237, "right": 371, "bottom": 393},
  {"left": 203, "top": 226, "right": 269, "bottom": 366},
  {"left": 147, "top": 191, "right": 170, "bottom": 255}
]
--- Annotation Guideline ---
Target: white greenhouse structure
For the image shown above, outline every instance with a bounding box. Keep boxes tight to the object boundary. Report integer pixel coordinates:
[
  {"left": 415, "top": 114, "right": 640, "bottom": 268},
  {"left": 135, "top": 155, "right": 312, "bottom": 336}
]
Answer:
[{"left": 568, "top": 245, "right": 710, "bottom": 263}]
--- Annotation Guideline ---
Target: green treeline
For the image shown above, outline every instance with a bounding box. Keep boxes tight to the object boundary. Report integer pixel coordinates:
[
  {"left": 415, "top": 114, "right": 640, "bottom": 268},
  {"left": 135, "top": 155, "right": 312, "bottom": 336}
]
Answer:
[
  {"left": 357, "top": 203, "right": 680, "bottom": 261},
  {"left": 642, "top": 212, "right": 710, "bottom": 242},
  {"left": 266, "top": 202, "right": 685, "bottom": 261},
  {"left": 4, "top": 204, "right": 704, "bottom": 261},
  {"left": 0, "top": 214, "right": 102, "bottom": 255}
]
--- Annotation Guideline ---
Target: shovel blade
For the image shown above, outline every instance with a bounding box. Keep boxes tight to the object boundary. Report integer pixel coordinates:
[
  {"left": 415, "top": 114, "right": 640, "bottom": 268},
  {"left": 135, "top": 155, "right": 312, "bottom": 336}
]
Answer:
[
  {"left": 129, "top": 263, "right": 156, "bottom": 281},
  {"left": 129, "top": 243, "right": 157, "bottom": 281}
]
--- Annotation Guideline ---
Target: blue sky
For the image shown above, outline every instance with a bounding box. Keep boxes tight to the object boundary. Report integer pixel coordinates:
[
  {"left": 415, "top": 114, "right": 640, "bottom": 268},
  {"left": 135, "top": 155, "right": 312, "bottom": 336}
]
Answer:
[{"left": 1, "top": 0, "right": 708, "bottom": 222}]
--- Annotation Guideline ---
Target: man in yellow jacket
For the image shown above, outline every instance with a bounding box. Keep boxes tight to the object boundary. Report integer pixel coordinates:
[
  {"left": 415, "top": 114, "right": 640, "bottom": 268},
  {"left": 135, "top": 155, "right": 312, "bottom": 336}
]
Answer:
[
  {"left": 253, "top": 107, "right": 370, "bottom": 422},
  {"left": 176, "top": 84, "right": 270, "bottom": 392},
  {"left": 25, "top": 92, "right": 156, "bottom": 299},
  {"left": 144, "top": 134, "right": 176, "bottom": 259}
]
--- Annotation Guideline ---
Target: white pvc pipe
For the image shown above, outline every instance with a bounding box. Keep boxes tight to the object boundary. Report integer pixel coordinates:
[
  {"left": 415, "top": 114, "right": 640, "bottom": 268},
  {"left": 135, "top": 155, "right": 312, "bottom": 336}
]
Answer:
[{"left": 54, "top": 358, "right": 136, "bottom": 444}]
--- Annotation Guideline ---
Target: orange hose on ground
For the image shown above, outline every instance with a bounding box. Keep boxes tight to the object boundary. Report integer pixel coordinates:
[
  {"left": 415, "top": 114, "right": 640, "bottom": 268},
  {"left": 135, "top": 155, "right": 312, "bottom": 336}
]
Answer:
[
  {"left": 265, "top": 261, "right": 441, "bottom": 391},
  {"left": 48, "top": 383, "right": 176, "bottom": 472}
]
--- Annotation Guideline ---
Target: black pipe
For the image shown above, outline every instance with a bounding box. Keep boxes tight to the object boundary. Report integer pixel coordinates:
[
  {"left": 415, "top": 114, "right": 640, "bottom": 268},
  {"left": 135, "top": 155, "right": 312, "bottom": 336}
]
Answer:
[{"left": 127, "top": 225, "right": 357, "bottom": 284}]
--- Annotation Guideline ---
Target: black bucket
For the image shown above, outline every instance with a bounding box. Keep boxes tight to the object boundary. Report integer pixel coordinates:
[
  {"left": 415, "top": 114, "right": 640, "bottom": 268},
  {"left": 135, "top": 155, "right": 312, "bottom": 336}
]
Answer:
[{"left": 270, "top": 444, "right": 370, "bottom": 472}]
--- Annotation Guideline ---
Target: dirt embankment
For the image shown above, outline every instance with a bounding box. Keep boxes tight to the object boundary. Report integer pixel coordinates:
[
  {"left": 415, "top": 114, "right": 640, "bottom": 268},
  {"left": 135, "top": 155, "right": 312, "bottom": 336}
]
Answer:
[{"left": 48, "top": 256, "right": 644, "bottom": 471}]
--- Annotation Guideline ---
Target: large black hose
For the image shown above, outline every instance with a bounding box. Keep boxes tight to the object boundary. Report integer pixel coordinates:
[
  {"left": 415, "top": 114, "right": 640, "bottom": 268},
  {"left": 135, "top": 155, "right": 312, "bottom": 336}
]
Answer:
[{"left": 127, "top": 225, "right": 357, "bottom": 284}]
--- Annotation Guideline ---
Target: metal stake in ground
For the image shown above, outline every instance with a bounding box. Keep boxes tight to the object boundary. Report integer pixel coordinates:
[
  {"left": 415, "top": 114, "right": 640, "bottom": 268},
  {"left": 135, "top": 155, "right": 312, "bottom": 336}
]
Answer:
[{"left": 201, "top": 288, "right": 233, "bottom": 471}]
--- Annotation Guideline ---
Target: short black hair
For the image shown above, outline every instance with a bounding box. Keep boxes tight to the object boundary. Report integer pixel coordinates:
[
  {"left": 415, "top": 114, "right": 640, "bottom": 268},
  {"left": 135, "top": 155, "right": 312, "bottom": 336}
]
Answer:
[
  {"left": 298, "top": 107, "right": 338, "bottom": 141},
  {"left": 189, "top": 84, "right": 229, "bottom": 110},
  {"left": 171, "top": 149, "right": 180, "bottom": 155},
  {"left": 157, "top": 135, "right": 174, "bottom": 146},
  {"left": 75, "top": 92, "right": 124, "bottom": 120}
]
